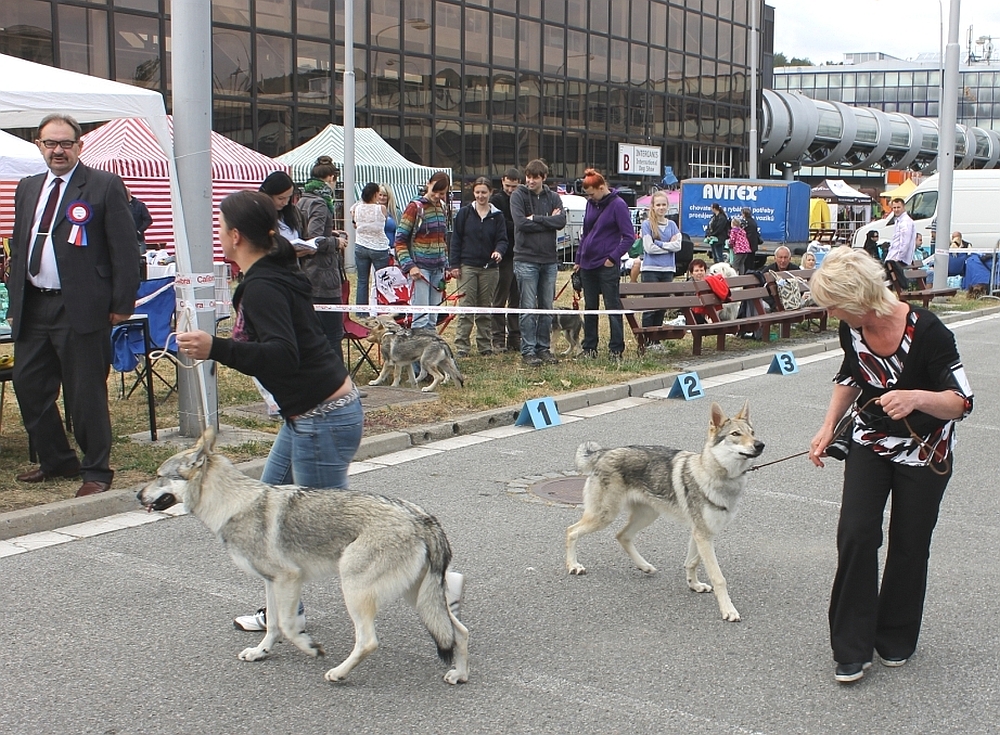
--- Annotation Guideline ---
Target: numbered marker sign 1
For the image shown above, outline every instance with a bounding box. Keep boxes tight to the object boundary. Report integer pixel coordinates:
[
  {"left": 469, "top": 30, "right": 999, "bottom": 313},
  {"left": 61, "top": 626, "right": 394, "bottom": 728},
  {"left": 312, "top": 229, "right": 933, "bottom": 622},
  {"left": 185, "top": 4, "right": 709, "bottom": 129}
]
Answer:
[
  {"left": 667, "top": 371, "right": 704, "bottom": 400},
  {"left": 768, "top": 351, "right": 799, "bottom": 375},
  {"left": 515, "top": 397, "right": 562, "bottom": 429}
]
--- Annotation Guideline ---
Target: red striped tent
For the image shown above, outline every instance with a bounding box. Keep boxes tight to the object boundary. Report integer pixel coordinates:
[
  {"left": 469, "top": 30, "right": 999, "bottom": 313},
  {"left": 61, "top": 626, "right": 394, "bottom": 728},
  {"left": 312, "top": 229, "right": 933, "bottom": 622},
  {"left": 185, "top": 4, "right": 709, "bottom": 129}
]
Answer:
[{"left": 80, "top": 117, "right": 288, "bottom": 259}]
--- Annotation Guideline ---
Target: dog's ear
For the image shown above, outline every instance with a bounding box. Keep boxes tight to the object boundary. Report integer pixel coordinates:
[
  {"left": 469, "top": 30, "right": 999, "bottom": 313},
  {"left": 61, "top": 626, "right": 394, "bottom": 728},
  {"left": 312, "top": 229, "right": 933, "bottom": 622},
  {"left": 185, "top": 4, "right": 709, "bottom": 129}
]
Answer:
[
  {"left": 735, "top": 400, "right": 750, "bottom": 422},
  {"left": 710, "top": 402, "right": 726, "bottom": 429}
]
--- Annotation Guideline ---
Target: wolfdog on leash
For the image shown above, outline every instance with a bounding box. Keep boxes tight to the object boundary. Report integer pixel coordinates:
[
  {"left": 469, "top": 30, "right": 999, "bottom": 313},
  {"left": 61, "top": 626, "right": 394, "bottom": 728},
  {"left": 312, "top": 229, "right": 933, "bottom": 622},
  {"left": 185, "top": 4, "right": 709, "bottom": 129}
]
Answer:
[
  {"left": 565, "top": 401, "right": 764, "bottom": 622},
  {"left": 551, "top": 308, "right": 583, "bottom": 356},
  {"left": 137, "top": 429, "right": 470, "bottom": 684},
  {"left": 365, "top": 321, "right": 465, "bottom": 392}
]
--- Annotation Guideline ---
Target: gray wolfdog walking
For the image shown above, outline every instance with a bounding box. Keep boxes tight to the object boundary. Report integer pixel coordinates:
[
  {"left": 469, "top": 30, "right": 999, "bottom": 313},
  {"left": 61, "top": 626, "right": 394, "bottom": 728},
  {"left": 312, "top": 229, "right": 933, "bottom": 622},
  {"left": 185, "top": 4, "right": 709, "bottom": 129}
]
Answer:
[
  {"left": 366, "top": 321, "right": 465, "bottom": 392},
  {"left": 565, "top": 402, "right": 764, "bottom": 621},
  {"left": 137, "top": 429, "right": 469, "bottom": 684}
]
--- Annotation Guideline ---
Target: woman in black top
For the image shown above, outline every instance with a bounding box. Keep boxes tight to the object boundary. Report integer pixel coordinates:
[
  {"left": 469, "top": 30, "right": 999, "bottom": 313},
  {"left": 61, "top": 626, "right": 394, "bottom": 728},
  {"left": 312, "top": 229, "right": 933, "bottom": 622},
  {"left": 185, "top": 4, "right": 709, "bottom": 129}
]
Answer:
[
  {"left": 448, "top": 177, "right": 507, "bottom": 356},
  {"left": 177, "top": 190, "right": 364, "bottom": 632},
  {"left": 705, "top": 202, "right": 731, "bottom": 264},
  {"left": 177, "top": 190, "right": 362, "bottom": 489},
  {"left": 807, "top": 247, "right": 972, "bottom": 684}
]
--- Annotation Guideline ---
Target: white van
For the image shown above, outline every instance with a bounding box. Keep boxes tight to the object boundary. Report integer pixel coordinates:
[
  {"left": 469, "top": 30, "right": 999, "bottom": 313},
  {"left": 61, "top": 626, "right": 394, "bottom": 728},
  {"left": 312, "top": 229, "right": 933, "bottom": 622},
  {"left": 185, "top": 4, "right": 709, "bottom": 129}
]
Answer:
[{"left": 852, "top": 170, "right": 1000, "bottom": 251}]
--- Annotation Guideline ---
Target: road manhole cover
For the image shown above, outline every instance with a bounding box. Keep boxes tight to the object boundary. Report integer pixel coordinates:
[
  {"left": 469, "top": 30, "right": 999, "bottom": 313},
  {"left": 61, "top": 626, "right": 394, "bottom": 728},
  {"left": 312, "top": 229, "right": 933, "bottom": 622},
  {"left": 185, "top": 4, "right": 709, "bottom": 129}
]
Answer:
[{"left": 529, "top": 476, "right": 586, "bottom": 505}]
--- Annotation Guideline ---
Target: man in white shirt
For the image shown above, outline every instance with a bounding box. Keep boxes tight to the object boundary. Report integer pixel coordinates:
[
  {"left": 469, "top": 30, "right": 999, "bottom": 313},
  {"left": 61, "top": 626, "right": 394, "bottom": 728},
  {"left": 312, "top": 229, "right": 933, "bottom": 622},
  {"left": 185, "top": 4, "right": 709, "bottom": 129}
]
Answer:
[
  {"left": 8, "top": 114, "right": 139, "bottom": 496},
  {"left": 884, "top": 198, "right": 916, "bottom": 265}
]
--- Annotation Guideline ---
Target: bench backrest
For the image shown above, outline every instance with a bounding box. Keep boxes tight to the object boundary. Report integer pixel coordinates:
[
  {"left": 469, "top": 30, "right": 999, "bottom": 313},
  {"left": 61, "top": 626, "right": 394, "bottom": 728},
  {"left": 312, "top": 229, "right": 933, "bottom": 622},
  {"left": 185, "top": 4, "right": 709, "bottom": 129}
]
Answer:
[{"left": 619, "top": 279, "right": 704, "bottom": 324}]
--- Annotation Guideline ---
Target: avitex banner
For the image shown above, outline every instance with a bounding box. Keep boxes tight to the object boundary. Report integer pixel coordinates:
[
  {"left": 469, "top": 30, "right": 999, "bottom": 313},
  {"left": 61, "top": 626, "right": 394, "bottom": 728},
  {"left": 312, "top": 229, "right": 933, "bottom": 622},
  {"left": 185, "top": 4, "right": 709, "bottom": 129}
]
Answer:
[{"left": 679, "top": 179, "right": 810, "bottom": 243}]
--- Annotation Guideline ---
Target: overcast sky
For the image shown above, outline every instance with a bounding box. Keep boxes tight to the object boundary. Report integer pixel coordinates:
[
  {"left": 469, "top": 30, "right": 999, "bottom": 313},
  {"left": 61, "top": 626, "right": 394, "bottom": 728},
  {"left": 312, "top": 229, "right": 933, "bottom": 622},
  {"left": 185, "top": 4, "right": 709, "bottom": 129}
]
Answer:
[{"left": 768, "top": 0, "right": 1000, "bottom": 64}]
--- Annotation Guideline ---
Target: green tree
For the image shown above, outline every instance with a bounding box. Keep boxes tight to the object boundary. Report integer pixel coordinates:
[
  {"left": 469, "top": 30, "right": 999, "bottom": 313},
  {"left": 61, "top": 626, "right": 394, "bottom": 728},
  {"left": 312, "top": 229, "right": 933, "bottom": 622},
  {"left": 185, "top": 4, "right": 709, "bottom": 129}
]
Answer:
[{"left": 773, "top": 52, "right": 814, "bottom": 67}]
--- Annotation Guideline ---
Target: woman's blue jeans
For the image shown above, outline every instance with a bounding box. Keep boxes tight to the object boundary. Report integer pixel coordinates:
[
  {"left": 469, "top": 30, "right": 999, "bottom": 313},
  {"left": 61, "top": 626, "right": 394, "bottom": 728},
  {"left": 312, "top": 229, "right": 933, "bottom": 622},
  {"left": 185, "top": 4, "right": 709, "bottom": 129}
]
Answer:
[
  {"left": 410, "top": 266, "right": 445, "bottom": 331},
  {"left": 354, "top": 246, "right": 391, "bottom": 305},
  {"left": 261, "top": 397, "right": 363, "bottom": 489}
]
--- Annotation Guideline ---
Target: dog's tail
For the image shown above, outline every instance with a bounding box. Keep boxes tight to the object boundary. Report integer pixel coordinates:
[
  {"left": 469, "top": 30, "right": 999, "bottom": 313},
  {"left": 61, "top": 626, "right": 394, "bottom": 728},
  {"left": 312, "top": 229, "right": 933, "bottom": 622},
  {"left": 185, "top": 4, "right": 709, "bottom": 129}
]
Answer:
[
  {"left": 444, "top": 358, "right": 465, "bottom": 389},
  {"left": 413, "top": 512, "right": 458, "bottom": 662},
  {"left": 575, "top": 441, "right": 604, "bottom": 474}
]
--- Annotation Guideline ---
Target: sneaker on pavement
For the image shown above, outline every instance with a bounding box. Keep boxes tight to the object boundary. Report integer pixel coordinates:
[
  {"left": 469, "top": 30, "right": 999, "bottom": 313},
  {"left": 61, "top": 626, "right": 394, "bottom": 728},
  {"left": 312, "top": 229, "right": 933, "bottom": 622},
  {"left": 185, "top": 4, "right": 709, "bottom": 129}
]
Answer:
[
  {"left": 234, "top": 601, "right": 306, "bottom": 632},
  {"left": 879, "top": 655, "right": 908, "bottom": 668},
  {"left": 522, "top": 354, "right": 543, "bottom": 367},
  {"left": 537, "top": 350, "right": 559, "bottom": 364},
  {"left": 445, "top": 570, "right": 465, "bottom": 617},
  {"left": 834, "top": 661, "right": 872, "bottom": 683}
]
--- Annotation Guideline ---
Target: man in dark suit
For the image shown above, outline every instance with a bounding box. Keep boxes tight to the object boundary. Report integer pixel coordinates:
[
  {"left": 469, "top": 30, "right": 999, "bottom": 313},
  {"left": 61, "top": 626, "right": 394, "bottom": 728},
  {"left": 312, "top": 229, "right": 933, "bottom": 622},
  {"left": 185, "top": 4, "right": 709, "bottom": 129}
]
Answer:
[{"left": 8, "top": 114, "right": 140, "bottom": 496}]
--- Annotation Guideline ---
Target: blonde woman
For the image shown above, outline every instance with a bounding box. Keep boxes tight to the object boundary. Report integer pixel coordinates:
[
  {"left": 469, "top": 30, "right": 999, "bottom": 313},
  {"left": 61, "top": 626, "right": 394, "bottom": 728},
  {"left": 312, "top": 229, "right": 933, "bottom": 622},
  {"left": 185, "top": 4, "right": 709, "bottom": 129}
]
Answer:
[
  {"left": 801, "top": 251, "right": 817, "bottom": 270},
  {"left": 808, "top": 247, "right": 973, "bottom": 684},
  {"left": 639, "top": 190, "right": 682, "bottom": 329},
  {"left": 378, "top": 183, "right": 398, "bottom": 243}
]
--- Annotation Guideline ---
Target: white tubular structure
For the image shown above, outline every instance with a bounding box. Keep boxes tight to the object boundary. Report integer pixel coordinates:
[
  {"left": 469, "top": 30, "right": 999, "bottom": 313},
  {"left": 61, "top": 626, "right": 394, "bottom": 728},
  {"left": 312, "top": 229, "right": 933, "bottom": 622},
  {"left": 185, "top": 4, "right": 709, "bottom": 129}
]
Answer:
[{"left": 761, "top": 89, "right": 1000, "bottom": 173}]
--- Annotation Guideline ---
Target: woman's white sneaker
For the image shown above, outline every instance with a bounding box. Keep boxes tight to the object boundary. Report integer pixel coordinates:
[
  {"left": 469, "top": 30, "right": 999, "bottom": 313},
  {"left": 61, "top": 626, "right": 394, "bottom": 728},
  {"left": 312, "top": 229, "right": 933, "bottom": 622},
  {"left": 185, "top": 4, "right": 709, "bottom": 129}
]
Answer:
[{"left": 233, "top": 601, "right": 306, "bottom": 632}]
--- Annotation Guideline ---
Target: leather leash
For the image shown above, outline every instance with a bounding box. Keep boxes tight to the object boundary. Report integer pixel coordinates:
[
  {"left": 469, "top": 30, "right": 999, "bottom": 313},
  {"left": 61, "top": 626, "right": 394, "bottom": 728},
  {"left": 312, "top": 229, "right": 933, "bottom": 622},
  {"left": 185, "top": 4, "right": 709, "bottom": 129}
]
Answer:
[{"left": 750, "top": 398, "right": 950, "bottom": 475}]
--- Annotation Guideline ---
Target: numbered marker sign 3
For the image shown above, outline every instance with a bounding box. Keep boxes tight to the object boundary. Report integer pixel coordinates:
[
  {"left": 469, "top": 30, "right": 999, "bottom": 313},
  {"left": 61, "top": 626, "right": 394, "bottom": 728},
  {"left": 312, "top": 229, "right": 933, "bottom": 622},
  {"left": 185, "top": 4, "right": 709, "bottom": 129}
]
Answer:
[
  {"left": 515, "top": 397, "right": 562, "bottom": 429},
  {"left": 667, "top": 371, "right": 704, "bottom": 400},
  {"left": 768, "top": 351, "right": 799, "bottom": 375}
]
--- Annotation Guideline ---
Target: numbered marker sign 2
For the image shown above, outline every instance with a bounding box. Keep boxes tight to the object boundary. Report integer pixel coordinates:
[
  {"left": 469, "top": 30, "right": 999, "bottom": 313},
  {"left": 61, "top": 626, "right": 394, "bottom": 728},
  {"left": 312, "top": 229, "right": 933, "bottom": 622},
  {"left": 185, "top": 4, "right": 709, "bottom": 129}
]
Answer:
[
  {"left": 768, "top": 351, "right": 799, "bottom": 375},
  {"left": 515, "top": 397, "right": 562, "bottom": 429},
  {"left": 667, "top": 371, "right": 704, "bottom": 400}
]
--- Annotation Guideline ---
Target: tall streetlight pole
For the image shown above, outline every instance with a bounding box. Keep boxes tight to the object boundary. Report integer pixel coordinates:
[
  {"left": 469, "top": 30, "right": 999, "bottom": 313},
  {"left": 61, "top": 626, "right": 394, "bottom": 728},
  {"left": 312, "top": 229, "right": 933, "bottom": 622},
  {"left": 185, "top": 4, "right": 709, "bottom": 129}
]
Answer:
[
  {"left": 344, "top": 0, "right": 356, "bottom": 268},
  {"left": 934, "top": 0, "right": 961, "bottom": 290},
  {"left": 749, "top": 0, "right": 759, "bottom": 179}
]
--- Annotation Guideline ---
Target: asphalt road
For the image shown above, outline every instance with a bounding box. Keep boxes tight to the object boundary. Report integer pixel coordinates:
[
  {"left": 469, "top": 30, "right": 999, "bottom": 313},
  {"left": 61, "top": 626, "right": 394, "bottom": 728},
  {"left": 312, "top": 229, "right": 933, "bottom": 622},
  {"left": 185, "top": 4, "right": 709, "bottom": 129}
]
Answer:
[{"left": 2, "top": 312, "right": 998, "bottom": 735}]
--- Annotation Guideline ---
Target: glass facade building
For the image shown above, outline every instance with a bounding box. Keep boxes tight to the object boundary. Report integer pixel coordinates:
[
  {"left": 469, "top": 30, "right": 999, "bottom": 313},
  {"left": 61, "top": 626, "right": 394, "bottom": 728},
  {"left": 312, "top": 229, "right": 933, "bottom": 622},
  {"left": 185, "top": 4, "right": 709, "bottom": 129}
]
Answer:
[{"left": 1, "top": 0, "right": 772, "bottom": 192}]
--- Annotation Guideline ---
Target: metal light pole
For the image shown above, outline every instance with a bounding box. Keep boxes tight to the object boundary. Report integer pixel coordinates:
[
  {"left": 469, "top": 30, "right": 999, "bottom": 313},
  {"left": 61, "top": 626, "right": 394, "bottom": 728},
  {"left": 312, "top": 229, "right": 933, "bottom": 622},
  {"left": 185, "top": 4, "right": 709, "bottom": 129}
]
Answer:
[
  {"left": 749, "top": 0, "right": 759, "bottom": 179},
  {"left": 343, "top": 0, "right": 356, "bottom": 268},
  {"left": 172, "top": 0, "right": 218, "bottom": 435},
  {"left": 934, "top": 0, "right": 961, "bottom": 290}
]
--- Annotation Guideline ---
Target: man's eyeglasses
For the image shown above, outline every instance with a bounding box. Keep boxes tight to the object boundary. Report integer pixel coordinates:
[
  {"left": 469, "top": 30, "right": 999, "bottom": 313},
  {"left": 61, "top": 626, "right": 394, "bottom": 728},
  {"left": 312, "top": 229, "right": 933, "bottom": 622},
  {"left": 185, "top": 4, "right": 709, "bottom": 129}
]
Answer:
[{"left": 38, "top": 139, "right": 78, "bottom": 150}]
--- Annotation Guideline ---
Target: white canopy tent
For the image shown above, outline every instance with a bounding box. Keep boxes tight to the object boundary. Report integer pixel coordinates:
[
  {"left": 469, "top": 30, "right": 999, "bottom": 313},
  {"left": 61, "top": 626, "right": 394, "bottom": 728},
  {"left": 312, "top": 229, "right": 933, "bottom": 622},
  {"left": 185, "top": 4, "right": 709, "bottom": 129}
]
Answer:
[
  {"left": 0, "top": 53, "right": 195, "bottom": 275},
  {"left": 0, "top": 129, "right": 46, "bottom": 178},
  {"left": 0, "top": 53, "right": 211, "bottom": 422},
  {"left": 0, "top": 130, "right": 47, "bottom": 238}
]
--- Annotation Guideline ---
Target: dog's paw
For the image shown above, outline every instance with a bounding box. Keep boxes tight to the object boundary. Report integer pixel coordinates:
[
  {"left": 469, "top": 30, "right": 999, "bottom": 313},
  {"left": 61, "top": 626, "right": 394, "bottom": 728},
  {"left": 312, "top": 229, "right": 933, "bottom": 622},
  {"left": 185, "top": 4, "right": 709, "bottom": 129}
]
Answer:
[
  {"left": 636, "top": 562, "right": 658, "bottom": 574},
  {"left": 688, "top": 581, "right": 713, "bottom": 593},
  {"left": 367, "top": 379, "right": 379, "bottom": 386},
  {"left": 721, "top": 607, "right": 741, "bottom": 622},
  {"left": 305, "top": 641, "right": 325, "bottom": 657},
  {"left": 324, "top": 666, "right": 350, "bottom": 682},
  {"left": 420, "top": 386, "right": 435, "bottom": 393},
  {"left": 238, "top": 646, "right": 269, "bottom": 662},
  {"left": 443, "top": 669, "right": 469, "bottom": 685},
  {"left": 567, "top": 564, "right": 587, "bottom": 576}
]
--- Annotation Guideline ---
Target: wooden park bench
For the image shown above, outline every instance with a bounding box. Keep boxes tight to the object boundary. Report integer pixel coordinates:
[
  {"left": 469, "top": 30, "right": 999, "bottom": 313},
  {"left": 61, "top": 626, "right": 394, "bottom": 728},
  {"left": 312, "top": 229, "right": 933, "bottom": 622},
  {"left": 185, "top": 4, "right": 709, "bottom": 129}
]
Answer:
[
  {"left": 762, "top": 269, "right": 829, "bottom": 334},
  {"left": 689, "top": 275, "right": 810, "bottom": 355},
  {"left": 886, "top": 265, "right": 958, "bottom": 308},
  {"left": 619, "top": 280, "right": 698, "bottom": 352},
  {"left": 621, "top": 273, "right": 828, "bottom": 356}
]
